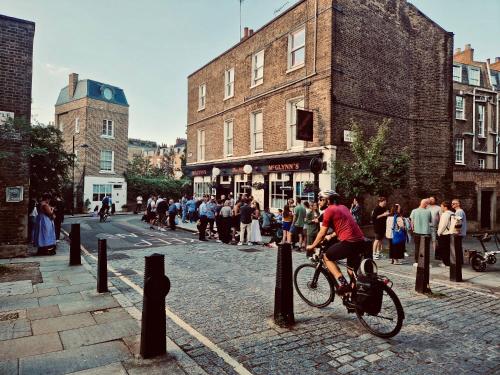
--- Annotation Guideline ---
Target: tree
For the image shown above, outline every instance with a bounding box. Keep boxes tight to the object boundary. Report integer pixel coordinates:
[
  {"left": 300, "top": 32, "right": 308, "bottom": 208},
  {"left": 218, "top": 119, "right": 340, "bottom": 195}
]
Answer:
[{"left": 334, "top": 118, "right": 410, "bottom": 199}]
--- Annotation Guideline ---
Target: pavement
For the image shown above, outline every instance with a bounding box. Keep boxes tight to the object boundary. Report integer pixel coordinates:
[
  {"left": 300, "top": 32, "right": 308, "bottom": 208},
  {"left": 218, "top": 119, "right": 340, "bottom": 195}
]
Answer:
[
  {"left": 0, "top": 240, "right": 207, "bottom": 375},
  {"left": 2, "top": 214, "right": 499, "bottom": 374}
]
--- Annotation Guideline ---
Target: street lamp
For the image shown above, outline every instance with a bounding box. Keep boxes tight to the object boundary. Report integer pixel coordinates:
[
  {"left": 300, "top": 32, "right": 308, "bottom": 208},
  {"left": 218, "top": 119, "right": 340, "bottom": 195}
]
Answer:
[{"left": 72, "top": 135, "right": 89, "bottom": 215}]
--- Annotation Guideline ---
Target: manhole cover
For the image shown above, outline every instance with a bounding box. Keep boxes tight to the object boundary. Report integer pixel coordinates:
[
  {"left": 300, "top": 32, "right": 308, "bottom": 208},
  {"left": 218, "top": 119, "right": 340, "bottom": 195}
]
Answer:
[
  {"left": 238, "top": 248, "right": 262, "bottom": 253},
  {"left": 0, "top": 312, "right": 19, "bottom": 321},
  {"left": 108, "top": 253, "right": 130, "bottom": 260}
]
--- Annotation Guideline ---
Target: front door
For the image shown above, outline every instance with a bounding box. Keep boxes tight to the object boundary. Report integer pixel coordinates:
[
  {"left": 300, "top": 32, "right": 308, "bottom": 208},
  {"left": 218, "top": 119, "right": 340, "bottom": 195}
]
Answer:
[{"left": 480, "top": 190, "right": 493, "bottom": 229}]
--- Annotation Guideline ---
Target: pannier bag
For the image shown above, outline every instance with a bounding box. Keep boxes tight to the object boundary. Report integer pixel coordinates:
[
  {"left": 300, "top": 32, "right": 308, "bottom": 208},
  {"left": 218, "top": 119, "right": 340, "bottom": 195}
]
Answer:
[{"left": 355, "top": 274, "right": 383, "bottom": 315}]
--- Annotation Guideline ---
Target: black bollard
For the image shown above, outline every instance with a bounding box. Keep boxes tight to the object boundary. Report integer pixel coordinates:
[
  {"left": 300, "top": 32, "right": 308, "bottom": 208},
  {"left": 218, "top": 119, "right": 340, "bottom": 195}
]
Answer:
[
  {"left": 449, "top": 235, "right": 463, "bottom": 282},
  {"left": 415, "top": 235, "right": 431, "bottom": 294},
  {"left": 69, "top": 223, "right": 81, "bottom": 266},
  {"left": 140, "top": 253, "right": 171, "bottom": 358},
  {"left": 97, "top": 239, "right": 108, "bottom": 293},
  {"left": 274, "top": 243, "right": 295, "bottom": 327}
]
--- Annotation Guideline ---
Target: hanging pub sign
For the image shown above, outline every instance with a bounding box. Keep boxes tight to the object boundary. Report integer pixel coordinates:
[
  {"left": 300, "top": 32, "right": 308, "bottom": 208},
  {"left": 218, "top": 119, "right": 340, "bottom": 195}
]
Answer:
[{"left": 296, "top": 109, "right": 313, "bottom": 141}]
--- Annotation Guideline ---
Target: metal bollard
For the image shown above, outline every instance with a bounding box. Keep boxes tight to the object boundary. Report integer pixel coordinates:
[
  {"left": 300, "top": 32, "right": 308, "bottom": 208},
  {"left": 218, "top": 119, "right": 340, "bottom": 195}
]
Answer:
[
  {"left": 415, "top": 234, "right": 431, "bottom": 294},
  {"left": 274, "top": 243, "right": 295, "bottom": 327},
  {"left": 69, "top": 223, "right": 81, "bottom": 266},
  {"left": 97, "top": 239, "right": 108, "bottom": 293},
  {"left": 449, "top": 235, "right": 463, "bottom": 282},
  {"left": 140, "top": 253, "right": 171, "bottom": 358}
]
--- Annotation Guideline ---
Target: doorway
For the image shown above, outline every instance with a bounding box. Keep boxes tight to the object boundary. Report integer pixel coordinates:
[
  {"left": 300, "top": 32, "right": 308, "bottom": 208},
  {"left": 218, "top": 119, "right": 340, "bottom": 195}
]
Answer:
[{"left": 480, "top": 190, "right": 493, "bottom": 229}]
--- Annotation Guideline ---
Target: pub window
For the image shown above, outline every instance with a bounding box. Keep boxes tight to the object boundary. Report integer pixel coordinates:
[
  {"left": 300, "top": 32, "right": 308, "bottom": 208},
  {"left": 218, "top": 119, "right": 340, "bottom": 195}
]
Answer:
[
  {"left": 235, "top": 174, "right": 251, "bottom": 197},
  {"left": 295, "top": 172, "right": 315, "bottom": 202},
  {"left": 270, "top": 173, "right": 293, "bottom": 210}
]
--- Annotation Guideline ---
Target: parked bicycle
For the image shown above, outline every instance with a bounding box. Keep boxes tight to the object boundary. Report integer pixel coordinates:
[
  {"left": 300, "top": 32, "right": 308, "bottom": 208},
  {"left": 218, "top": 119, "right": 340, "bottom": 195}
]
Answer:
[
  {"left": 294, "top": 240, "right": 405, "bottom": 338},
  {"left": 468, "top": 232, "right": 500, "bottom": 272}
]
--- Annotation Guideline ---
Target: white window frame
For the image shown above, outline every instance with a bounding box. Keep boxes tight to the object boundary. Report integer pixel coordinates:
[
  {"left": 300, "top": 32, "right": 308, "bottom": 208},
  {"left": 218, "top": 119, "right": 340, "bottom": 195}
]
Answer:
[
  {"left": 224, "top": 119, "right": 233, "bottom": 157},
  {"left": 478, "top": 159, "right": 485, "bottom": 169},
  {"left": 75, "top": 118, "right": 79, "bottom": 133},
  {"left": 269, "top": 172, "right": 293, "bottom": 210},
  {"left": 197, "top": 129, "right": 205, "bottom": 162},
  {"left": 92, "top": 184, "right": 112, "bottom": 202},
  {"left": 251, "top": 50, "right": 264, "bottom": 87},
  {"left": 286, "top": 97, "right": 305, "bottom": 149},
  {"left": 468, "top": 66, "right": 480, "bottom": 86},
  {"left": 287, "top": 27, "right": 305, "bottom": 71},
  {"left": 224, "top": 68, "right": 235, "bottom": 100},
  {"left": 455, "top": 139, "right": 464, "bottom": 165},
  {"left": 477, "top": 104, "right": 485, "bottom": 137},
  {"left": 250, "top": 111, "right": 263, "bottom": 153},
  {"left": 453, "top": 64, "right": 462, "bottom": 82},
  {"left": 101, "top": 119, "right": 114, "bottom": 138},
  {"left": 198, "top": 84, "right": 206, "bottom": 110},
  {"left": 99, "top": 150, "right": 114, "bottom": 173},
  {"left": 455, "top": 95, "right": 465, "bottom": 120}
]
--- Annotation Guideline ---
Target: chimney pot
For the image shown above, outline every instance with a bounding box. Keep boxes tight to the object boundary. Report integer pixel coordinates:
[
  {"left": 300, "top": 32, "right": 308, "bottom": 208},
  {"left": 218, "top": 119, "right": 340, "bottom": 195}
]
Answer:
[
  {"left": 249, "top": 29, "right": 254, "bottom": 36},
  {"left": 244, "top": 27, "right": 249, "bottom": 37},
  {"left": 69, "top": 73, "right": 79, "bottom": 98},
  {"left": 496, "top": 57, "right": 500, "bottom": 63},
  {"left": 465, "top": 44, "right": 471, "bottom": 50},
  {"left": 455, "top": 47, "right": 461, "bottom": 54}
]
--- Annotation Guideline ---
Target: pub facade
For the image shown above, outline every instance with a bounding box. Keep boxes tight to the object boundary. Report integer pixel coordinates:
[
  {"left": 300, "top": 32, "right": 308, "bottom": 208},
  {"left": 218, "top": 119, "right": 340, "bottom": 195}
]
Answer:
[{"left": 186, "top": 0, "right": 453, "bottom": 212}]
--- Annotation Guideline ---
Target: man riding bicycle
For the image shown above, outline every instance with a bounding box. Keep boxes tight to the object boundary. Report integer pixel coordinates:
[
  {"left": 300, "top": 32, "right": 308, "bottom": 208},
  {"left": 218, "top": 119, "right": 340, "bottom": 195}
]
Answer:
[
  {"left": 99, "top": 195, "right": 111, "bottom": 219},
  {"left": 306, "top": 190, "right": 366, "bottom": 295}
]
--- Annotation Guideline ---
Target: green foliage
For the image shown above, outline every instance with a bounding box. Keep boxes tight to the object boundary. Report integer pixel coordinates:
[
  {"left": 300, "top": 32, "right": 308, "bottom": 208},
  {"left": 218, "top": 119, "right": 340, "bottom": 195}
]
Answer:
[
  {"left": 126, "top": 175, "right": 192, "bottom": 200},
  {"left": 335, "top": 118, "right": 410, "bottom": 198}
]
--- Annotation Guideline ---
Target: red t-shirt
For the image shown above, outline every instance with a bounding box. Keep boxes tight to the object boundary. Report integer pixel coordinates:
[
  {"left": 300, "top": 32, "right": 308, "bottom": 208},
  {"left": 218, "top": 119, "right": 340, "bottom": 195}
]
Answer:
[{"left": 321, "top": 204, "right": 365, "bottom": 242}]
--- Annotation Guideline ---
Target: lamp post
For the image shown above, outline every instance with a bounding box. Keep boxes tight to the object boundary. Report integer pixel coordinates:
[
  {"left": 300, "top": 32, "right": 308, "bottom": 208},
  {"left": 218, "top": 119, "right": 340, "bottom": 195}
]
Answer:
[{"left": 72, "top": 137, "right": 89, "bottom": 215}]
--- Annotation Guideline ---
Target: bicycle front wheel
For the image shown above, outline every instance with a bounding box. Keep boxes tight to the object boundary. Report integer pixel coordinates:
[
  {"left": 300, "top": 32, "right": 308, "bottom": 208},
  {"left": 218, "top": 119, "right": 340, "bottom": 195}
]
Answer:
[
  {"left": 355, "top": 283, "right": 404, "bottom": 338},
  {"left": 294, "top": 263, "right": 335, "bottom": 308}
]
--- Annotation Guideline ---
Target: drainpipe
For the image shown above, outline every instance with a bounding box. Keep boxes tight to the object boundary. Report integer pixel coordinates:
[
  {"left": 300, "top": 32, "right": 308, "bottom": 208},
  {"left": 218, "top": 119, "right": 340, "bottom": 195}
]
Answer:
[
  {"left": 471, "top": 87, "right": 498, "bottom": 157},
  {"left": 487, "top": 59, "right": 500, "bottom": 168},
  {"left": 313, "top": 0, "right": 318, "bottom": 75}
]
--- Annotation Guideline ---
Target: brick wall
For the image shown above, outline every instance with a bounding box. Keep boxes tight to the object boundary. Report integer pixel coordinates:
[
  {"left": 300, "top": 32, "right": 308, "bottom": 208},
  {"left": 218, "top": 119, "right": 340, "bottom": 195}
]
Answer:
[{"left": 0, "top": 15, "right": 35, "bottom": 257}]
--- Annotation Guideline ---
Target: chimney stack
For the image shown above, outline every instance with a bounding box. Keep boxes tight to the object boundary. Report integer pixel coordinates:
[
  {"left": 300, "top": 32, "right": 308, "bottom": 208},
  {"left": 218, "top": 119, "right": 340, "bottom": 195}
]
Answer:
[
  {"left": 242, "top": 27, "right": 249, "bottom": 40},
  {"left": 454, "top": 47, "right": 461, "bottom": 54},
  {"left": 69, "top": 73, "right": 78, "bottom": 98},
  {"left": 249, "top": 29, "right": 254, "bottom": 36},
  {"left": 465, "top": 44, "right": 471, "bottom": 50},
  {"left": 496, "top": 57, "right": 500, "bottom": 63}
]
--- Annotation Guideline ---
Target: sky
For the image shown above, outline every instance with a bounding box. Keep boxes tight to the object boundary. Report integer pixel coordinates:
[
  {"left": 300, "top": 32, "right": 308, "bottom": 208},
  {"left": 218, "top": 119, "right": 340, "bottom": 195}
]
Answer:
[{"left": 2, "top": 0, "right": 499, "bottom": 145}]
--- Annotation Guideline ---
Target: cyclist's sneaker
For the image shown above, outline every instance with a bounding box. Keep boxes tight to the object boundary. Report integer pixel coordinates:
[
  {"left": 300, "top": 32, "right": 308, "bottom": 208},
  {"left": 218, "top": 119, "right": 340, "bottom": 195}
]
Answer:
[
  {"left": 237, "top": 242, "right": 243, "bottom": 246},
  {"left": 336, "top": 283, "right": 352, "bottom": 296}
]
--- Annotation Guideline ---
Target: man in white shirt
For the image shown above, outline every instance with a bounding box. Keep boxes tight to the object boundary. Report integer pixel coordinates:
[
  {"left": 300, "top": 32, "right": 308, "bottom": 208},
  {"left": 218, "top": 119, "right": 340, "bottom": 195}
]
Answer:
[
  {"left": 427, "top": 196, "right": 441, "bottom": 257},
  {"left": 135, "top": 195, "right": 143, "bottom": 214}
]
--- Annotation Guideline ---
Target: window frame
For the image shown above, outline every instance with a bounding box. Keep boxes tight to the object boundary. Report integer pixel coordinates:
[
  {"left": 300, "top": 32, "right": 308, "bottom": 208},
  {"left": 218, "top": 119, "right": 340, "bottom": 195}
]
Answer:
[
  {"left": 224, "top": 68, "right": 235, "bottom": 100},
  {"left": 455, "top": 138, "right": 465, "bottom": 165},
  {"left": 286, "top": 97, "right": 305, "bottom": 149},
  {"left": 198, "top": 83, "right": 206, "bottom": 111},
  {"left": 197, "top": 129, "right": 206, "bottom": 162},
  {"left": 478, "top": 159, "right": 485, "bottom": 169},
  {"left": 250, "top": 111, "right": 263, "bottom": 153},
  {"left": 468, "top": 66, "right": 480, "bottom": 86},
  {"left": 251, "top": 50, "right": 265, "bottom": 87},
  {"left": 92, "top": 184, "right": 112, "bottom": 202},
  {"left": 224, "top": 119, "right": 234, "bottom": 157},
  {"left": 477, "top": 104, "right": 485, "bottom": 137},
  {"left": 99, "top": 150, "right": 114, "bottom": 173},
  {"left": 101, "top": 119, "right": 114, "bottom": 138},
  {"left": 75, "top": 118, "right": 79, "bottom": 133},
  {"left": 455, "top": 95, "right": 465, "bottom": 120},
  {"left": 287, "top": 27, "right": 306, "bottom": 71},
  {"left": 453, "top": 64, "right": 462, "bottom": 82},
  {"left": 270, "top": 172, "right": 293, "bottom": 210}
]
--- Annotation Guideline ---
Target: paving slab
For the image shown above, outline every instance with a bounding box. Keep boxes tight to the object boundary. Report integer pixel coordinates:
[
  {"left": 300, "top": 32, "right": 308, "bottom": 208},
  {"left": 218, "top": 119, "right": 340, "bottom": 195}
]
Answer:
[
  {"left": 58, "top": 283, "right": 95, "bottom": 295},
  {"left": 32, "top": 312, "right": 95, "bottom": 335},
  {"left": 66, "top": 362, "right": 128, "bottom": 374},
  {"left": 27, "top": 305, "right": 61, "bottom": 320},
  {"left": 0, "top": 318, "right": 32, "bottom": 341},
  {"left": 0, "top": 297, "right": 39, "bottom": 313},
  {"left": 58, "top": 296, "right": 119, "bottom": 315},
  {"left": 91, "top": 308, "right": 130, "bottom": 325},
  {"left": 0, "top": 280, "right": 33, "bottom": 298},
  {"left": 38, "top": 292, "right": 83, "bottom": 307},
  {"left": 19, "top": 341, "right": 132, "bottom": 375},
  {"left": 0, "top": 359, "right": 18, "bottom": 375},
  {"left": 0, "top": 332, "right": 62, "bottom": 360},
  {"left": 60, "top": 319, "right": 140, "bottom": 348},
  {"left": 124, "top": 356, "right": 189, "bottom": 375}
]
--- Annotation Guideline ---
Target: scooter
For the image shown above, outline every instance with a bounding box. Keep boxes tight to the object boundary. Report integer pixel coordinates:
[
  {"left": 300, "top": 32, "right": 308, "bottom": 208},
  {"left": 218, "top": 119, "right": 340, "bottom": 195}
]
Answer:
[{"left": 467, "top": 232, "right": 500, "bottom": 272}]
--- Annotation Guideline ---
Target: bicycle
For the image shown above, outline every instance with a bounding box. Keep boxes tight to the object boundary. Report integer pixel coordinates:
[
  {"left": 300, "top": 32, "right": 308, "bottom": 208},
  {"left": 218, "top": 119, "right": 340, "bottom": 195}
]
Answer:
[
  {"left": 294, "top": 241, "right": 405, "bottom": 338},
  {"left": 99, "top": 208, "right": 110, "bottom": 223},
  {"left": 468, "top": 232, "right": 500, "bottom": 272}
]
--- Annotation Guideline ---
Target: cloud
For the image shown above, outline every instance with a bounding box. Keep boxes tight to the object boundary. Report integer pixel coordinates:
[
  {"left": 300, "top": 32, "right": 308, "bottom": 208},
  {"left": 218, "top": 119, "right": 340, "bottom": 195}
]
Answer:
[{"left": 44, "top": 63, "right": 70, "bottom": 76}]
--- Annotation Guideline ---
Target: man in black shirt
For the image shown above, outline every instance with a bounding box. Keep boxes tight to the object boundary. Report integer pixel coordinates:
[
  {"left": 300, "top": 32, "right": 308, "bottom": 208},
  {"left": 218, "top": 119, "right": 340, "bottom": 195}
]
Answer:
[
  {"left": 371, "top": 196, "right": 389, "bottom": 260},
  {"left": 156, "top": 197, "right": 168, "bottom": 231},
  {"left": 238, "top": 199, "right": 253, "bottom": 245}
]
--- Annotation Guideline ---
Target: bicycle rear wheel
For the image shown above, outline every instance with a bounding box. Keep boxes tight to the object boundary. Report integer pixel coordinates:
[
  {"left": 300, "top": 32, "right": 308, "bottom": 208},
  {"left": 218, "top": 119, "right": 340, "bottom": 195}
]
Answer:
[
  {"left": 294, "top": 263, "right": 335, "bottom": 308},
  {"left": 355, "top": 283, "right": 404, "bottom": 338}
]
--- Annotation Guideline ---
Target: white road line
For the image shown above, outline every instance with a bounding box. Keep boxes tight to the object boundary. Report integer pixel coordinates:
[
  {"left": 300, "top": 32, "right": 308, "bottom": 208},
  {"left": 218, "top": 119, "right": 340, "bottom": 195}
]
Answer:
[{"left": 61, "top": 228, "right": 253, "bottom": 375}]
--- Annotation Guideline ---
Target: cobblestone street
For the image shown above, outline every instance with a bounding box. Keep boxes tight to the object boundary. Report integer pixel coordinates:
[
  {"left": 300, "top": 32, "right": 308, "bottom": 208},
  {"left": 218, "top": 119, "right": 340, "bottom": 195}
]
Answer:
[{"left": 70, "top": 216, "right": 500, "bottom": 375}]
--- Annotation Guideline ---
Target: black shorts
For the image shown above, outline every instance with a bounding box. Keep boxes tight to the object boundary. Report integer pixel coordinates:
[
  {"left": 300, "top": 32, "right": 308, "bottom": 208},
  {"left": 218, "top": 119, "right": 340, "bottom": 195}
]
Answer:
[
  {"left": 325, "top": 240, "right": 366, "bottom": 270},
  {"left": 374, "top": 231, "right": 385, "bottom": 240},
  {"left": 291, "top": 226, "right": 303, "bottom": 235}
]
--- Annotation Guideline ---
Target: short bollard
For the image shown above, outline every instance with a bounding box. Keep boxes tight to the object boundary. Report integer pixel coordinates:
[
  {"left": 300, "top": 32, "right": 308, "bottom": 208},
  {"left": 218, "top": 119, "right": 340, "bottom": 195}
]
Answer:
[
  {"left": 69, "top": 223, "right": 81, "bottom": 266},
  {"left": 140, "top": 253, "right": 170, "bottom": 358},
  {"left": 97, "top": 239, "right": 108, "bottom": 293},
  {"left": 450, "top": 235, "right": 463, "bottom": 282},
  {"left": 274, "top": 243, "right": 295, "bottom": 327},
  {"left": 415, "top": 234, "right": 431, "bottom": 294}
]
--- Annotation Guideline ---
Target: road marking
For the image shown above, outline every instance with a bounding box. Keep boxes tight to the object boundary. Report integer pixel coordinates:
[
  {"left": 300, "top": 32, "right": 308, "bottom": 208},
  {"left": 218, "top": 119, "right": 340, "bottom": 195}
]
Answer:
[{"left": 61, "top": 228, "right": 253, "bottom": 375}]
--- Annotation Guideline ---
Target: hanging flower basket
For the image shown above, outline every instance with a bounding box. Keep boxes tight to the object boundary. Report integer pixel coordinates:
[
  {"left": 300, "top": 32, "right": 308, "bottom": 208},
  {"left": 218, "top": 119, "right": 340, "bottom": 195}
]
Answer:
[
  {"left": 303, "top": 181, "right": 315, "bottom": 194},
  {"left": 252, "top": 182, "right": 265, "bottom": 190}
]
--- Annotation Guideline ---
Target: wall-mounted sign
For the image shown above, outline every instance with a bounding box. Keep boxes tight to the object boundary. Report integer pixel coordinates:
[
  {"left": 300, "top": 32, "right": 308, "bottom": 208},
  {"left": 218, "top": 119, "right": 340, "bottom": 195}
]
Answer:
[
  {"left": 192, "top": 169, "right": 208, "bottom": 176},
  {"left": 268, "top": 163, "right": 300, "bottom": 172},
  {"left": 6, "top": 186, "right": 23, "bottom": 202},
  {"left": 343, "top": 130, "right": 353, "bottom": 143},
  {"left": 296, "top": 109, "right": 313, "bottom": 141},
  {"left": 0, "top": 111, "right": 14, "bottom": 126}
]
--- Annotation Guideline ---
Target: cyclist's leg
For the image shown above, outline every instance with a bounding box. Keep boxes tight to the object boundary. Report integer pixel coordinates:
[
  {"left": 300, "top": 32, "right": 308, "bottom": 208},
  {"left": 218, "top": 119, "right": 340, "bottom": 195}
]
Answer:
[{"left": 324, "top": 241, "right": 352, "bottom": 280}]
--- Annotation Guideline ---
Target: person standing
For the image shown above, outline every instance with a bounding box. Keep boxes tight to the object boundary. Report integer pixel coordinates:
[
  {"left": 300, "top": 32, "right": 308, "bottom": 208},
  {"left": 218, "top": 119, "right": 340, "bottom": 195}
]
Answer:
[
  {"left": 238, "top": 199, "right": 253, "bottom": 245},
  {"left": 206, "top": 196, "right": 217, "bottom": 238},
  {"left": 155, "top": 196, "right": 167, "bottom": 231},
  {"left": 292, "top": 197, "right": 307, "bottom": 250},
  {"left": 186, "top": 196, "right": 196, "bottom": 223},
  {"left": 427, "top": 196, "right": 441, "bottom": 258},
  {"left": 219, "top": 200, "right": 233, "bottom": 243},
  {"left": 28, "top": 199, "right": 38, "bottom": 245},
  {"left": 168, "top": 199, "right": 178, "bottom": 230},
  {"left": 437, "top": 201, "right": 453, "bottom": 267},
  {"left": 372, "top": 197, "right": 390, "bottom": 260},
  {"left": 135, "top": 195, "right": 143, "bottom": 214},
  {"left": 385, "top": 204, "right": 406, "bottom": 264},
  {"left": 232, "top": 198, "right": 242, "bottom": 243},
  {"left": 410, "top": 199, "right": 432, "bottom": 266},
  {"left": 306, "top": 202, "right": 320, "bottom": 246},
  {"left": 198, "top": 196, "right": 209, "bottom": 241},
  {"left": 350, "top": 197, "right": 362, "bottom": 225},
  {"left": 53, "top": 193, "right": 65, "bottom": 241},
  {"left": 181, "top": 195, "right": 188, "bottom": 223},
  {"left": 34, "top": 193, "right": 57, "bottom": 255},
  {"left": 249, "top": 201, "right": 263, "bottom": 245},
  {"left": 452, "top": 198, "right": 467, "bottom": 264},
  {"left": 281, "top": 205, "right": 293, "bottom": 244}
]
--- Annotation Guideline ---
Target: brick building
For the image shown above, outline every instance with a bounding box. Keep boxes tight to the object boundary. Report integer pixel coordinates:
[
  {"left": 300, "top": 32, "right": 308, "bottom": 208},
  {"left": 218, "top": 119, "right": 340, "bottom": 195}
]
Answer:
[
  {"left": 128, "top": 138, "right": 157, "bottom": 161},
  {"left": 186, "top": 0, "right": 453, "bottom": 211},
  {"left": 55, "top": 73, "right": 129, "bottom": 212},
  {"left": 452, "top": 45, "right": 500, "bottom": 231},
  {"left": 0, "top": 14, "right": 35, "bottom": 258}
]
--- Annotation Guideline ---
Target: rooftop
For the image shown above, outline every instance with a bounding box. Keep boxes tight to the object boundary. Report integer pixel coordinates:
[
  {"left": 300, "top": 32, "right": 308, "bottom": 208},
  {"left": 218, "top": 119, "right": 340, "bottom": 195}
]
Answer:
[{"left": 55, "top": 79, "right": 129, "bottom": 107}]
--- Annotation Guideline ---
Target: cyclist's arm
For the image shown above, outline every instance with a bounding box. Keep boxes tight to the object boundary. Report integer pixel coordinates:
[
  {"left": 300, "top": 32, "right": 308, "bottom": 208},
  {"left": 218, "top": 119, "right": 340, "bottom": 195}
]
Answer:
[{"left": 307, "top": 225, "right": 329, "bottom": 250}]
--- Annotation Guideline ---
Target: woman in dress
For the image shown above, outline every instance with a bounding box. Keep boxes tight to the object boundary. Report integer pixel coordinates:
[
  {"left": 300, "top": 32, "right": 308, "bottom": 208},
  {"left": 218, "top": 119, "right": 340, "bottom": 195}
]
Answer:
[
  {"left": 219, "top": 200, "right": 233, "bottom": 244},
  {"left": 303, "top": 201, "right": 311, "bottom": 247},
  {"left": 281, "top": 205, "right": 293, "bottom": 244},
  {"left": 249, "top": 201, "right": 263, "bottom": 244},
  {"left": 350, "top": 197, "right": 362, "bottom": 225},
  {"left": 385, "top": 203, "right": 406, "bottom": 264},
  {"left": 33, "top": 193, "right": 57, "bottom": 255}
]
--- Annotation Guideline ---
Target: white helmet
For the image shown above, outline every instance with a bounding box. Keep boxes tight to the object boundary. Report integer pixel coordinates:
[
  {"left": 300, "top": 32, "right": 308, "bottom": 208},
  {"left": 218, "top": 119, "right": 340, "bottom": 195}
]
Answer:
[{"left": 318, "top": 190, "right": 339, "bottom": 199}]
